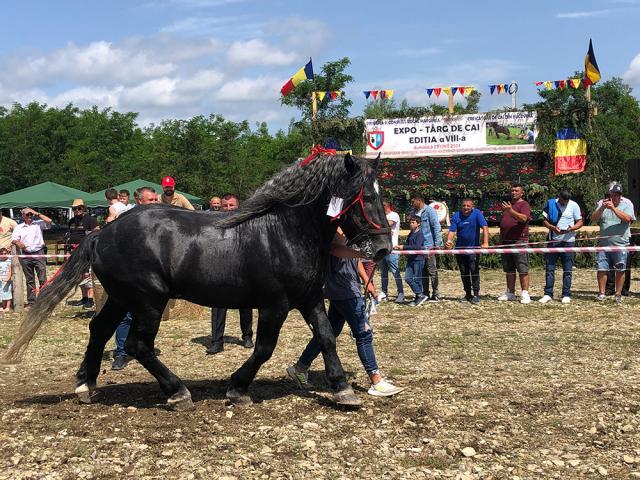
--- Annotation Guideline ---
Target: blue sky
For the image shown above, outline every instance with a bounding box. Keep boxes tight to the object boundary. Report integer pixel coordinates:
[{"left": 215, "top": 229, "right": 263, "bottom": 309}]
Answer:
[{"left": 1, "top": 0, "right": 639, "bottom": 131}]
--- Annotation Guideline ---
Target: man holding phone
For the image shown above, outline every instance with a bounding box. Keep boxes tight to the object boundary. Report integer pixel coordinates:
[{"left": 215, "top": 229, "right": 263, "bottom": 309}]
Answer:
[
  {"left": 591, "top": 183, "right": 634, "bottom": 304},
  {"left": 539, "top": 190, "right": 583, "bottom": 304}
]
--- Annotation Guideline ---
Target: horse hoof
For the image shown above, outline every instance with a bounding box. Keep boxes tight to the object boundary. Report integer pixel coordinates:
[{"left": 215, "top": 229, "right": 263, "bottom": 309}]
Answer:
[
  {"left": 226, "top": 390, "right": 253, "bottom": 406},
  {"left": 167, "top": 391, "right": 195, "bottom": 411},
  {"left": 334, "top": 386, "right": 362, "bottom": 407},
  {"left": 75, "top": 383, "right": 96, "bottom": 404}
]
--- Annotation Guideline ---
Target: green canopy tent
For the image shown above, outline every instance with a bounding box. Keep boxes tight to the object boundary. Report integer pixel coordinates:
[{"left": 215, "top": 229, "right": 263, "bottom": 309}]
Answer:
[
  {"left": 87, "top": 179, "right": 203, "bottom": 207},
  {"left": 0, "top": 181, "right": 94, "bottom": 209}
]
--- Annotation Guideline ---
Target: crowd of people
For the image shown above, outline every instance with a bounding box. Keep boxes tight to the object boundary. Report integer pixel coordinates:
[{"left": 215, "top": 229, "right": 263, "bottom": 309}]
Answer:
[{"left": 375, "top": 182, "right": 636, "bottom": 307}]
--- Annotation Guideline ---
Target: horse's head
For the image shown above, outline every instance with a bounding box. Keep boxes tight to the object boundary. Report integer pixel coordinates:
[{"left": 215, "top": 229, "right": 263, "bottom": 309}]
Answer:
[{"left": 337, "top": 153, "right": 392, "bottom": 262}]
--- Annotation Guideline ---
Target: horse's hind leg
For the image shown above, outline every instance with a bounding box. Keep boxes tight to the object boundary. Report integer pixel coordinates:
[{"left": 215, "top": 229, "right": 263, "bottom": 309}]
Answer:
[
  {"left": 227, "top": 302, "right": 289, "bottom": 405},
  {"left": 126, "top": 300, "right": 193, "bottom": 411},
  {"left": 75, "top": 298, "right": 127, "bottom": 403}
]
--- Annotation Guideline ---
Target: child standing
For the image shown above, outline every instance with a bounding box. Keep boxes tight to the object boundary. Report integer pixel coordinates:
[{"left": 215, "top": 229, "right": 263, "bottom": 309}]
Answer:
[
  {"left": 0, "top": 248, "right": 13, "bottom": 313},
  {"left": 395, "top": 216, "right": 426, "bottom": 306}
]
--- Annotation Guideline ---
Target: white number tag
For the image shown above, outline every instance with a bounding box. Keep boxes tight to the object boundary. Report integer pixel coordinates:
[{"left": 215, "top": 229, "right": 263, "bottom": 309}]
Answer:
[{"left": 327, "top": 197, "right": 344, "bottom": 217}]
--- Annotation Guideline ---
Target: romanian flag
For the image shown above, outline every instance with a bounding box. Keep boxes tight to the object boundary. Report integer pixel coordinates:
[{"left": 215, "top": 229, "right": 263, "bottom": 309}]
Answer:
[
  {"left": 584, "top": 39, "right": 601, "bottom": 86},
  {"left": 555, "top": 127, "right": 587, "bottom": 175},
  {"left": 280, "top": 59, "right": 314, "bottom": 96}
]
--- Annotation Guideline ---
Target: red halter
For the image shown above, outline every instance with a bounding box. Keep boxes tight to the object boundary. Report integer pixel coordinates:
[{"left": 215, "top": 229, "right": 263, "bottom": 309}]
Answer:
[{"left": 330, "top": 187, "right": 382, "bottom": 230}]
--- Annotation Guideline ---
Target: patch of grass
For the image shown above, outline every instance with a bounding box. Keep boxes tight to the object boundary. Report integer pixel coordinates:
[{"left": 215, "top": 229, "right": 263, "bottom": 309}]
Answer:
[
  {"left": 377, "top": 325, "right": 401, "bottom": 334},
  {"left": 387, "top": 367, "right": 407, "bottom": 377},
  {"left": 0, "top": 335, "right": 12, "bottom": 348},
  {"left": 503, "top": 351, "right": 523, "bottom": 361},
  {"left": 462, "top": 329, "right": 481, "bottom": 337},
  {"left": 42, "top": 338, "right": 66, "bottom": 346},
  {"left": 450, "top": 349, "right": 465, "bottom": 360},
  {"left": 446, "top": 335, "right": 465, "bottom": 345}
]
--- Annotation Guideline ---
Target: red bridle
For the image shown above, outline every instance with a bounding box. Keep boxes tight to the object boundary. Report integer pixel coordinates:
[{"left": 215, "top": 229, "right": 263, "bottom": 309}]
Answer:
[{"left": 330, "top": 187, "right": 382, "bottom": 230}]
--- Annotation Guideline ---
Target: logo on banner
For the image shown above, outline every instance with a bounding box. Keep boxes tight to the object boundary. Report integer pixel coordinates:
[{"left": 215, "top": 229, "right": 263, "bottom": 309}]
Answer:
[{"left": 367, "top": 131, "right": 384, "bottom": 150}]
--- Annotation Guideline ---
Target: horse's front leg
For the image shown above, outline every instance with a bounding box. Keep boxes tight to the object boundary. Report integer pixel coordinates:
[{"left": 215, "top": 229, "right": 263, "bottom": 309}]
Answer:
[
  {"left": 127, "top": 299, "right": 194, "bottom": 411},
  {"left": 226, "top": 302, "right": 289, "bottom": 405},
  {"left": 300, "top": 299, "right": 361, "bottom": 406}
]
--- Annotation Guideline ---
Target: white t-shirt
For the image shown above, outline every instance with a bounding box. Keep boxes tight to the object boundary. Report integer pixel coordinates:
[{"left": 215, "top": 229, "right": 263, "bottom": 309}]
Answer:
[
  {"left": 111, "top": 201, "right": 129, "bottom": 218},
  {"left": 543, "top": 199, "right": 582, "bottom": 242},
  {"left": 386, "top": 211, "right": 401, "bottom": 246},
  {"left": 596, "top": 196, "right": 636, "bottom": 221},
  {"left": 11, "top": 220, "right": 50, "bottom": 252}
]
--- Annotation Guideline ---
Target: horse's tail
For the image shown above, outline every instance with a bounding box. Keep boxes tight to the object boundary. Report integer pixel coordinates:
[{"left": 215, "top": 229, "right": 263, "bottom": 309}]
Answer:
[{"left": 2, "top": 232, "right": 99, "bottom": 363}]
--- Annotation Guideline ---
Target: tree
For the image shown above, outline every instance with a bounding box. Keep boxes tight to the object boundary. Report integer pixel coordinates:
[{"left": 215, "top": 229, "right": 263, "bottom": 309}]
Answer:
[{"left": 527, "top": 75, "right": 640, "bottom": 210}]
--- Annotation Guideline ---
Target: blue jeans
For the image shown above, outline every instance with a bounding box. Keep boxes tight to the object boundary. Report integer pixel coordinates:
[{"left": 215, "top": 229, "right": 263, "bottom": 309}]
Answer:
[
  {"left": 115, "top": 312, "right": 132, "bottom": 357},
  {"left": 405, "top": 259, "right": 424, "bottom": 296},
  {"left": 596, "top": 250, "right": 628, "bottom": 272},
  {"left": 544, "top": 242, "right": 575, "bottom": 297},
  {"left": 379, "top": 253, "right": 403, "bottom": 295},
  {"left": 298, "top": 297, "right": 379, "bottom": 375}
]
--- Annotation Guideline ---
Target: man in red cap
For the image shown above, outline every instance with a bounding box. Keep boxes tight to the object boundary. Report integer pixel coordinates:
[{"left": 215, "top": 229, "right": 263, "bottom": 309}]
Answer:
[{"left": 160, "top": 176, "right": 195, "bottom": 210}]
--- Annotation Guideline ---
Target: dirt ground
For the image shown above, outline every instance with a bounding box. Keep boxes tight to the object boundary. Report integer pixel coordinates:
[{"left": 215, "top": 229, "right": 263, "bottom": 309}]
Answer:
[{"left": 1, "top": 269, "right": 640, "bottom": 479}]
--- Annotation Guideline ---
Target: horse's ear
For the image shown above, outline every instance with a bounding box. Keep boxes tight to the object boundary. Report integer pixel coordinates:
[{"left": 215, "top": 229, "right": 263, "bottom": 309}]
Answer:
[
  {"left": 370, "top": 153, "right": 381, "bottom": 171},
  {"left": 344, "top": 152, "right": 358, "bottom": 174}
]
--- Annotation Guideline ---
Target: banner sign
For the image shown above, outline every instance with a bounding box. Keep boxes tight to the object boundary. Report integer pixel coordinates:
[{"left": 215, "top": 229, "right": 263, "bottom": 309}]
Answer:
[{"left": 365, "top": 111, "right": 538, "bottom": 158}]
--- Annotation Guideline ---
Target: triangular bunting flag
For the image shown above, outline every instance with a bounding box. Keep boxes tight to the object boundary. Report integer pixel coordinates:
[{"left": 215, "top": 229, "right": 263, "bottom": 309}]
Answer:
[
  {"left": 451, "top": 87, "right": 458, "bottom": 96},
  {"left": 535, "top": 81, "right": 543, "bottom": 86},
  {"left": 330, "top": 91, "right": 338, "bottom": 100},
  {"left": 371, "top": 90, "right": 379, "bottom": 99},
  {"left": 466, "top": 86, "right": 474, "bottom": 95},
  {"left": 380, "top": 90, "right": 387, "bottom": 99},
  {"left": 364, "top": 91, "right": 371, "bottom": 99},
  {"left": 569, "top": 78, "right": 581, "bottom": 88},
  {"left": 442, "top": 87, "right": 451, "bottom": 96},
  {"left": 385, "top": 89, "right": 394, "bottom": 99},
  {"left": 497, "top": 85, "right": 503, "bottom": 94},
  {"left": 559, "top": 80, "right": 566, "bottom": 90},
  {"left": 433, "top": 88, "right": 441, "bottom": 97},
  {"left": 426, "top": 88, "right": 433, "bottom": 97},
  {"left": 489, "top": 85, "right": 496, "bottom": 95},
  {"left": 553, "top": 81, "right": 560, "bottom": 89},
  {"left": 458, "top": 86, "right": 465, "bottom": 96},
  {"left": 544, "top": 81, "right": 552, "bottom": 90},
  {"left": 317, "top": 91, "right": 326, "bottom": 101}
]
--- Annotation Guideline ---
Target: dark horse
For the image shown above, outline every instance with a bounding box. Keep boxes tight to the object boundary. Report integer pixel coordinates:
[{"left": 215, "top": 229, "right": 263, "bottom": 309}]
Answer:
[
  {"left": 4, "top": 153, "right": 391, "bottom": 410},
  {"left": 486, "top": 121, "right": 511, "bottom": 139}
]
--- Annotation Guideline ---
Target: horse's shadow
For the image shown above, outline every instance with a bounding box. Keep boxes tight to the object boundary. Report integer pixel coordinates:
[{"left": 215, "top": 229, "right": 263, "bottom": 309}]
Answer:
[
  {"left": 191, "top": 335, "right": 247, "bottom": 347},
  {"left": 15, "top": 372, "right": 343, "bottom": 410}
]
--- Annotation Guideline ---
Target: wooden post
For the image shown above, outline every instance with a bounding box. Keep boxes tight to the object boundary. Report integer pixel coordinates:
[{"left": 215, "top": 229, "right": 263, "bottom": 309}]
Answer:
[
  {"left": 311, "top": 91, "right": 317, "bottom": 129},
  {"left": 11, "top": 245, "right": 24, "bottom": 313},
  {"left": 448, "top": 91, "right": 454, "bottom": 114}
]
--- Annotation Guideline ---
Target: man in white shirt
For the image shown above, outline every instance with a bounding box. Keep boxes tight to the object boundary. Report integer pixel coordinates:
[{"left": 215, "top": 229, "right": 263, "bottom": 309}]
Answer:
[
  {"left": 379, "top": 200, "right": 405, "bottom": 303},
  {"left": 11, "top": 207, "right": 52, "bottom": 306},
  {"left": 539, "top": 190, "right": 583, "bottom": 304}
]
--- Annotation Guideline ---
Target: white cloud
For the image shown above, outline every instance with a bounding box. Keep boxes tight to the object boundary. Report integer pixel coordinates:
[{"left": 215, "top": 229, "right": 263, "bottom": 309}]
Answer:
[
  {"left": 623, "top": 53, "right": 640, "bottom": 86},
  {"left": 398, "top": 47, "right": 440, "bottom": 57},
  {"left": 227, "top": 39, "right": 296, "bottom": 67},
  {"left": 216, "top": 76, "right": 280, "bottom": 101},
  {"left": 555, "top": 9, "right": 613, "bottom": 18},
  {"left": 161, "top": 15, "right": 243, "bottom": 34},
  {"left": 265, "top": 17, "right": 331, "bottom": 54},
  {"left": 52, "top": 86, "right": 124, "bottom": 109}
]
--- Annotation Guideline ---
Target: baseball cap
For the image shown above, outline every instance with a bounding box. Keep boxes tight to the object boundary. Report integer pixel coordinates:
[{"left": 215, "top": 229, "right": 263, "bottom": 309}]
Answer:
[
  {"left": 161, "top": 176, "right": 175, "bottom": 188},
  {"left": 609, "top": 183, "right": 622, "bottom": 194}
]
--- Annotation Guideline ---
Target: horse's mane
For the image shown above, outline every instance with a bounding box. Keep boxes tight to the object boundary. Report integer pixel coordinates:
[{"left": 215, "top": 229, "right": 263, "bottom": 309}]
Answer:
[{"left": 214, "top": 154, "right": 366, "bottom": 228}]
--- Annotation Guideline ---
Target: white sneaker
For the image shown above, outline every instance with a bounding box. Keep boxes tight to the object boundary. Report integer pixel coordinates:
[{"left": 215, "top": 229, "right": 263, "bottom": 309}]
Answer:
[
  {"left": 497, "top": 291, "right": 516, "bottom": 302},
  {"left": 377, "top": 292, "right": 387, "bottom": 302},
  {"left": 368, "top": 379, "right": 406, "bottom": 397},
  {"left": 520, "top": 291, "right": 531, "bottom": 304},
  {"left": 561, "top": 296, "right": 571, "bottom": 304},
  {"left": 595, "top": 293, "right": 606, "bottom": 301},
  {"left": 539, "top": 295, "right": 552, "bottom": 304}
]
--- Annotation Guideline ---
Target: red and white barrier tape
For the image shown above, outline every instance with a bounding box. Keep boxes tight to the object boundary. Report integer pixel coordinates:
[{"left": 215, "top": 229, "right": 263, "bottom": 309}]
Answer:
[
  {"left": 4, "top": 254, "right": 70, "bottom": 258},
  {"left": 396, "top": 245, "right": 640, "bottom": 255}
]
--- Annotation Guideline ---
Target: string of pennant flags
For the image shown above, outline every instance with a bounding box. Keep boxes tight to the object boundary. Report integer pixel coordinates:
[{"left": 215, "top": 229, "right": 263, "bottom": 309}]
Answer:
[
  {"left": 315, "top": 91, "right": 342, "bottom": 101},
  {"left": 425, "top": 86, "right": 475, "bottom": 98},
  {"left": 535, "top": 78, "right": 583, "bottom": 90},
  {"left": 488, "top": 83, "right": 514, "bottom": 95},
  {"left": 363, "top": 90, "right": 395, "bottom": 100}
]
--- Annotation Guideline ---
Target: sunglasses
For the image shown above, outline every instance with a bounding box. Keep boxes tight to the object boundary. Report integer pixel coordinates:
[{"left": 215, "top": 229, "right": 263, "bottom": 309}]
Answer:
[
  {"left": 73, "top": 207, "right": 84, "bottom": 211},
  {"left": 24, "top": 213, "right": 34, "bottom": 217}
]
